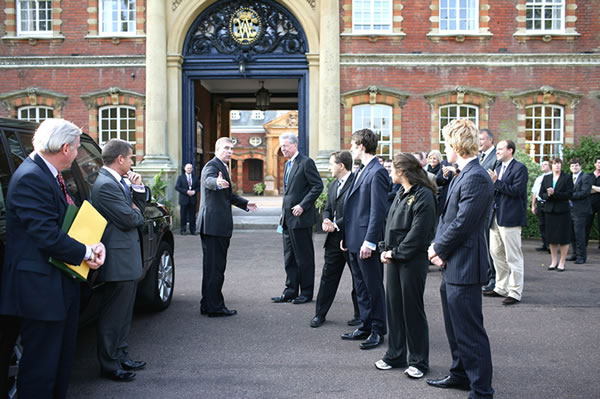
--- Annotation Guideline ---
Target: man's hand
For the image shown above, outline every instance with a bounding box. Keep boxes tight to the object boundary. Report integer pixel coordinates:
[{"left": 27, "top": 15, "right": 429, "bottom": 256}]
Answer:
[
  {"left": 127, "top": 171, "right": 143, "bottom": 186},
  {"left": 187, "top": 190, "right": 195, "bottom": 196},
  {"left": 380, "top": 250, "right": 393, "bottom": 264},
  {"left": 547, "top": 187, "right": 554, "bottom": 196},
  {"left": 428, "top": 243, "right": 445, "bottom": 268},
  {"left": 359, "top": 243, "right": 372, "bottom": 259},
  {"left": 247, "top": 202, "right": 258, "bottom": 212},
  {"left": 291, "top": 204, "right": 304, "bottom": 217},
  {"left": 340, "top": 240, "right": 347, "bottom": 252},
  {"left": 216, "top": 172, "right": 230, "bottom": 189},
  {"left": 487, "top": 169, "right": 497, "bottom": 183},
  {"left": 86, "top": 242, "right": 106, "bottom": 270},
  {"left": 531, "top": 205, "right": 536, "bottom": 215},
  {"left": 442, "top": 165, "right": 456, "bottom": 178},
  {"left": 322, "top": 218, "right": 335, "bottom": 233}
]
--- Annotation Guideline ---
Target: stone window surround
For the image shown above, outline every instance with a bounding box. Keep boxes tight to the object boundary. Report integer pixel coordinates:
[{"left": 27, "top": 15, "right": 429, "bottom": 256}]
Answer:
[
  {"left": 427, "top": 0, "right": 493, "bottom": 42},
  {"left": 342, "top": 86, "right": 409, "bottom": 151},
  {"left": 80, "top": 87, "right": 145, "bottom": 156},
  {"left": 0, "top": 87, "right": 68, "bottom": 118},
  {"left": 510, "top": 86, "right": 581, "bottom": 148},
  {"left": 2, "top": 0, "right": 65, "bottom": 44},
  {"left": 84, "top": 0, "right": 146, "bottom": 44},
  {"left": 341, "top": 0, "right": 406, "bottom": 41},
  {"left": 424, "top": 86, "right": 495, "bottom": 150},
  {"left": 513, "top": 0, "right": 579, "bottom": 42}
]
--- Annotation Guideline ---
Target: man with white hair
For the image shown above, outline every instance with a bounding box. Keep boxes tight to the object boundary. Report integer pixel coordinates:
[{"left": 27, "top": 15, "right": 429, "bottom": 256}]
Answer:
[{"left": 0, "top": 118, "right": 105, "bottom": 398}]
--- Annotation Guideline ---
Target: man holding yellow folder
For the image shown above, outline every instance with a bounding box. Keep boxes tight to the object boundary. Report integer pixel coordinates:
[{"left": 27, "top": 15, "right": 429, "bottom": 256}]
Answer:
[{"left": 0, "top": 119, "right": 105, "bottom": 399}]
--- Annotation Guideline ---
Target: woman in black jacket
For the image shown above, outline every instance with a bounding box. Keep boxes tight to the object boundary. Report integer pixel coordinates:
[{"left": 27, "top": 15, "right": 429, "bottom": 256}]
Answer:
[
  {"left": 374, "top": 153, "right": 437, "bottom": 379},
  {"left": 539, "top": 157, "right": 573, "bottom": 271}
]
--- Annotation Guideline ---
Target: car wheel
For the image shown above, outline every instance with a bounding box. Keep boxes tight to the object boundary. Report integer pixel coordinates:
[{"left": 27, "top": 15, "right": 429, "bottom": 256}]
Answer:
[{"left": 139, "top": 241, "right": 174, "bottom": 311}]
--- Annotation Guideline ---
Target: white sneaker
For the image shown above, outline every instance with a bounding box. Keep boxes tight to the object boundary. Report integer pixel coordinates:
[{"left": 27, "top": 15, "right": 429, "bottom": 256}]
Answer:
[
  {"left": 404, "top": 366, "right": 424, "bottom": 379},
  {"left": 374, "top": 359, "right": 392, "bottom": 370}
]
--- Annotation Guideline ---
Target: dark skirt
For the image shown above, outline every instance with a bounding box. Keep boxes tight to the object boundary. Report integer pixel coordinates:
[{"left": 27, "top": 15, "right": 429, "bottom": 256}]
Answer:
[{"left": 545, "top": 212, "right": 571, "bottom": 245}]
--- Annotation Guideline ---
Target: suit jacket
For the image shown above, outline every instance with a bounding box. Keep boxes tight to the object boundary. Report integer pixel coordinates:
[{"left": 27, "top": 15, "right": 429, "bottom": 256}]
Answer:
[
  {"left": 492, "top": 159, "right": 528, "bottom": 227},
  {"left": 344, "top": 157, "right": 391, "bottom": 252},
  {"left": 433, "top": 159, "right": 494, "bottom": 285},
  {"left": 91, "top": 168, "right": 145, "bottom": 282},
  {"left": 281, "top": 153, "right": 323, "bottom": 229},
  {"left": 0, "top": 154, "right": 86, "bottom": 321},
  {"left": 570, "top": 173, "right": 593, "bottom": 216},
  {"left": 198, "top": 156, "right": 248, "bottom": 237},
  {"left": 322, "top": 173, "right": 354, "bottom": 247},
  {"left": 539, "top": 172, "right": 573, "bottom": 214},
  {"left": 480, "top": 147, "right": 498, "bottom": 171},
  {"left": 175, "top": 172, "right": 200, "bottom": 206}
]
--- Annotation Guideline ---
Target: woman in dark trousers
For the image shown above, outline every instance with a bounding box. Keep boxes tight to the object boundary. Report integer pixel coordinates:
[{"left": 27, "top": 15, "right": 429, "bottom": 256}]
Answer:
[
  {"left": 375, "top": 153, "right": 437, "bottom": 379},
  {"left": 539, "top": 157, "right": 573, "bottom": 271}
]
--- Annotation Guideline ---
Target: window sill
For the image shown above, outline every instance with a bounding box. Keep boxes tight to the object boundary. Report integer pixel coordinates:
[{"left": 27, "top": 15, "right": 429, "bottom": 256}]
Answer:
[
  {"left": 513, "top": 32, "right": 580, "bottom": 42},
  {"left": 2, "top": 35, "right": 65, "bottom": 45},
  {"left": 426, "top": 32, "right": 493, "bottom": 42},
  {"left": 341, "top": 32, "right": 406, "bottom": 42},
  {"left": 84, "top": 34, "right": 146, "bottom": 44}
]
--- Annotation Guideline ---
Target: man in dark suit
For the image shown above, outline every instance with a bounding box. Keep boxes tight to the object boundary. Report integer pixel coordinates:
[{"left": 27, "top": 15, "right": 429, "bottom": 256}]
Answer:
[
  {"left": 91, "top": 139, "right": 147, "bottom": 382},
  {"left": 427, "top": 119, "right": 494, "bottom": 399},
  {"left": 0, "top": 119, "right": 105, "bottom": 398},
  {"left": 175, "top": 163, "right": 199, "bottom": 235},
  {"left": 340, "top": 129, "right": 390, "bottom": 350},
  {"left": 568, "top": 158, "right": 593, "bottom": 264},
  {"left": 479, "top": 128, "right": 498, "bottom": 293},
  {"left": 587, "top": 157, "right": 600, "bottom": 248},
  {"left": 484, "top": 140, "right": 528, "bottom": 306},
  {"left": 272, "top": 133, "right": 323, "bottom": 305},
  {"left": 198, "top": 137, "right": 257, "bottom": 317},
  {"left": 310, "top": 151, "right": 360, "bottom": 328}
]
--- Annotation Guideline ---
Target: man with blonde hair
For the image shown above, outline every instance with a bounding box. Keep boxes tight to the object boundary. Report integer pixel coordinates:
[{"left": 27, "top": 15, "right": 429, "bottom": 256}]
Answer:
[{"left": 427, "top": 119, "right": 494, "bottom": 398}]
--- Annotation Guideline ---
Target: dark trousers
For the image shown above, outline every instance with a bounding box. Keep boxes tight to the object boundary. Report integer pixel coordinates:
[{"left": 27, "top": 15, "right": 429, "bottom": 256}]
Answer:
[
  {"left": 314, "top": 232, "right": 359, "bottom": 319},
  {"left": 571, "top": 212, "right": 590, "bottom": 260},
  {"left": 0, "top": 316, "right": 19, "bottom": 396},
  {"left": 282, "top": 227, "right": 315, "bottom": 299},
  {"left": 96, "top": 280, "right": 137, "bottom": 373},
  {"left": 200, "top": 234, "right": 231, "bottom": 312},
  {"left": 440, "top": 277, "right": 494, "bottom": 399},
  {"left": 348, "top": 251, "right": 387, "bottom": 335},
  {"left": 18, "top": 283, "right": 80, "bottom": 399},
  {"left": 180, "top": 202, "right": 196, "bottom": 233},
  {"left": 536, "top": 201, "right": 548, "bottom": 248},
  {"left": 383, "top": 259, "right": 429, "bottom": 372}
]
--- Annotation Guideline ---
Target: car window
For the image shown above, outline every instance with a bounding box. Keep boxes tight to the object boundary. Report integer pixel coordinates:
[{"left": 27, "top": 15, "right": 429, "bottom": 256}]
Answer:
[
  {"left": 5, "top": 131, "right": 28, "bottom": 170},
  {"left": 77, "top": 138, "right": 103, "bottom": 186}
]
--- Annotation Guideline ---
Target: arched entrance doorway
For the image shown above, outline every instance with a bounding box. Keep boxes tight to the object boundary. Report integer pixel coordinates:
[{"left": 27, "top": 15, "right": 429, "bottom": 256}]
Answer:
[{"left": 181, "top": 0, "right": 309, "bottom": 172}]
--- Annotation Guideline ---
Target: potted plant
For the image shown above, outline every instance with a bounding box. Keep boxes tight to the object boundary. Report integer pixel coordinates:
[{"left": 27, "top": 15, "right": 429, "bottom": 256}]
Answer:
[{"left": 253, "top": 182, "right": 266, "bottom": 195}]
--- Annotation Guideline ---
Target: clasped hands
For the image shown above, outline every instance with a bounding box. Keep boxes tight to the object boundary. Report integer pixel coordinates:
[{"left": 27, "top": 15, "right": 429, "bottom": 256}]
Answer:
[
  {"left": 322, "top": 218, "right": 336, "bottom": 233},
  {"left": 427, "top": 243, "right": 446, "bottom": 268},
  {"left": 86, "top": 242, "right": 106, "bottom": 270}
]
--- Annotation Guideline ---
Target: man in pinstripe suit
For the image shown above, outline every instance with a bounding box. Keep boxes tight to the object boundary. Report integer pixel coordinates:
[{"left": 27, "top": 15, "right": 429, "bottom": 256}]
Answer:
[{"left": 427, "top": 119, "right": 494, "bottom": 399}]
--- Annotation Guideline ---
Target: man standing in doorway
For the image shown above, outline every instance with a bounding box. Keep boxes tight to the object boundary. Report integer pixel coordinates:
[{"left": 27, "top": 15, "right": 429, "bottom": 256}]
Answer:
[
  {"left": 198, "top": 137, "right": 257, "bottom": 317},
  {"left": 272, "top": 133, "right": 323, "bottom": 305},
  {"left": 175, "top": 163, "right": 199, "bottom": 235},
  {"left": 341, "top": 129, "right": 390, "bottom": 350}
]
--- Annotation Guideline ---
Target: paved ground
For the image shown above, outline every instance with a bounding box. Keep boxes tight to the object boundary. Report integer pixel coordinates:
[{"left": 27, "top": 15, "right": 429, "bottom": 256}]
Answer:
[{"left": 68, "top": 202, "right": 600, "bottom": 398}]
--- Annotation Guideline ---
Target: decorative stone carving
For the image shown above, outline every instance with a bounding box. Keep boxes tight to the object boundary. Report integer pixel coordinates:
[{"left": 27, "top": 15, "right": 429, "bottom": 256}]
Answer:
[
  {"left": 306, "top": 0, "right": 316, "bottom": 8},
  {"left": 185, "top": 0, "right": 307, "bottom": 56}
]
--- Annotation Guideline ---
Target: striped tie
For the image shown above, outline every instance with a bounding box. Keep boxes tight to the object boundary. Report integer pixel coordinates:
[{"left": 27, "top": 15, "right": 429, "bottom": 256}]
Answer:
[{"left": 56, "top": 173, "right": 76, "bottom": 206}]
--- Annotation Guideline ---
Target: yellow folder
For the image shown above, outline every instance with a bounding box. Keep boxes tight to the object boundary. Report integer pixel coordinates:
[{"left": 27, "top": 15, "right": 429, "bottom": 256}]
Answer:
[{"left": 51, "top": 200, "right": 107, "bottom": 281}]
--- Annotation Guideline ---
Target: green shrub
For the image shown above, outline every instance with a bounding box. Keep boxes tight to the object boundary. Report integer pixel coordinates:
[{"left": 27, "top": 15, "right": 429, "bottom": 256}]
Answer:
[
  {"left": 253, "top": 182, "right": 266, "bottom": 195},
  {"left": 149, "top": 169, "right": 172, "bottom": 211}
]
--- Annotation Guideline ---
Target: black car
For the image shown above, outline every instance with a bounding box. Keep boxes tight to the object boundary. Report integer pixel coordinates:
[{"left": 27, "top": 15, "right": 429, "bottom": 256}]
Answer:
[{"left": 0, "top": 117, "right": 175, "bottom": 398}]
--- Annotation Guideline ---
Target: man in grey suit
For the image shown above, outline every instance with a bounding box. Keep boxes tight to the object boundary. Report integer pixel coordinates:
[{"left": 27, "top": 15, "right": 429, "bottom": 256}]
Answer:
[
  {"left": 427, "top": 119, "right": 494, "bottom": 399},
  {"left": 479, "top": 128, "right": 498, "bottom": 293},
  {"left": 198, "top": 137, "right": 257, "bottom": 317},
  {"left": 91, "top": 139, "right": 147, "bottom": 382}
]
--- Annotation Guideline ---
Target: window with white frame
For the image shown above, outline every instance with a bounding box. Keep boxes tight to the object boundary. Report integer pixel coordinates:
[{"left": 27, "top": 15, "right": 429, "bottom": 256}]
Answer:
[
  {"left": 439, "top": 105, "right": 478, "bottom": 153},
  {"left": 230, "top": 111, "right": 240, "bottom": 120},
  {"left": 352, "top": 0, "right": 393, "bottom": 33},
  {"left": 251, "top": 110, "right": 264, "bottom": 120},
  {"left": 99, "top": 0, "right": 136, "bottom": 35},
  {"left": 17, "top": 0, "right": 53, "bottom": 36},
  {"left": 99, "top": 106, "right": 136, "bottom": 149},
  {"left": 352, "top": 104, "right": 392, "bottom": 159},
  {"left": 439, "top": 0, "right": 479, "bottom": 32},
  {"left": 525, "top": 105, "right": 563, "bottom": 163},
  {"left": 525, "top": 0, "right": 564, "bottom": 32},
  {"left": 18, "top": 106, "right": 53, "bottom": 122}
]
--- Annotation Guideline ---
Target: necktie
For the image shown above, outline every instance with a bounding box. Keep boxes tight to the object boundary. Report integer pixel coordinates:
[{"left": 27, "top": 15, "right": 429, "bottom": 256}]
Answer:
[
  {"left": 573, "top": 175, "right": 577, "bottom": 184},
  {"left": 284, "top": 160, "right": 293, "bottom": 188},
  {"left": 56, "top": 173, "right": 75, "bottom": 206},
  {"left": 336, "top": 179, "right": 343, "bottom": 198},
  {"left": 187, "top": 174, "right": 192, "bottom": 187},
  {"left": 480, "top": 152, "right": 485, "bottom": 163},
  {"left": 120, "top": 177, "right": 130, "bottom": 198},
  {"left": 499, "top": 164, "right": 506, "bottom": 180}
]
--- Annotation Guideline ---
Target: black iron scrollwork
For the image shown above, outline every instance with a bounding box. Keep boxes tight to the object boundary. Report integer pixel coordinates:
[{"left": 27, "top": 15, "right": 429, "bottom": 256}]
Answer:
[{"left": 185, "top": 0, "right": 307, "bottom": 56}]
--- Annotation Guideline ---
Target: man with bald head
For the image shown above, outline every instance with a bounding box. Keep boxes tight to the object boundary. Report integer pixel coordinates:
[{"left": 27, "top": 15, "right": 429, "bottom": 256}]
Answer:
[{"left": 176, "top": 163, "right": 199, "bottom": 235}]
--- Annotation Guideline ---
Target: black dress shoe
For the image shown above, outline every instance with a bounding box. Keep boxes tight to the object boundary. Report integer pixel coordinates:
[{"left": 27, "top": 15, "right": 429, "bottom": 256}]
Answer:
[
  {"left": 341, "top": 328, "right": 371, "bottom": 341},
  {"left": 502, "top": 297, "right": 520, "bottom": 305},
  {"left": 101, "top": 369, "right": 136, "bottom": 382},
  {"left": 360, "top": 332, "right": 383, "bottom": 350},
  {"left": 292, "top": 295, "right": 311, "bottom": 304},
  {"left": 566, "top": 255, "right": 577, "bottom": 261},
  {"left": 482, "top": 290, "right": 503, "bottom": 297},
  {"left": 426, "top": 375, "right": 470, "bottom": 390},
  {"left": 310, "top": 315, "right": 325, "bottom": 328},
  {"left": 575, "top": 258, "right": 585, "bottom": 264},
  {"left": 535, "top": 246, "right": 549, "bottom": 252},
  {"left": 347, "top": 316, "right": 361, "bottom": 326},
  {"left": 207, "top": 308, "right": 237, "bottom": 317},
  {"left": 200, "top": 308, "right": 207, "bottom": 315},
  {"left": 180, "top": 231, "right": 187, "bottom": 236},
  {"left": 121, "top": 359, "right": 146, "bottom": 371},
  {"left": 481, "top": 284, "right": 495, "bottom": 293},
  {"left": 271, "top": 295, "right": 293, "bottom": 303}
]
